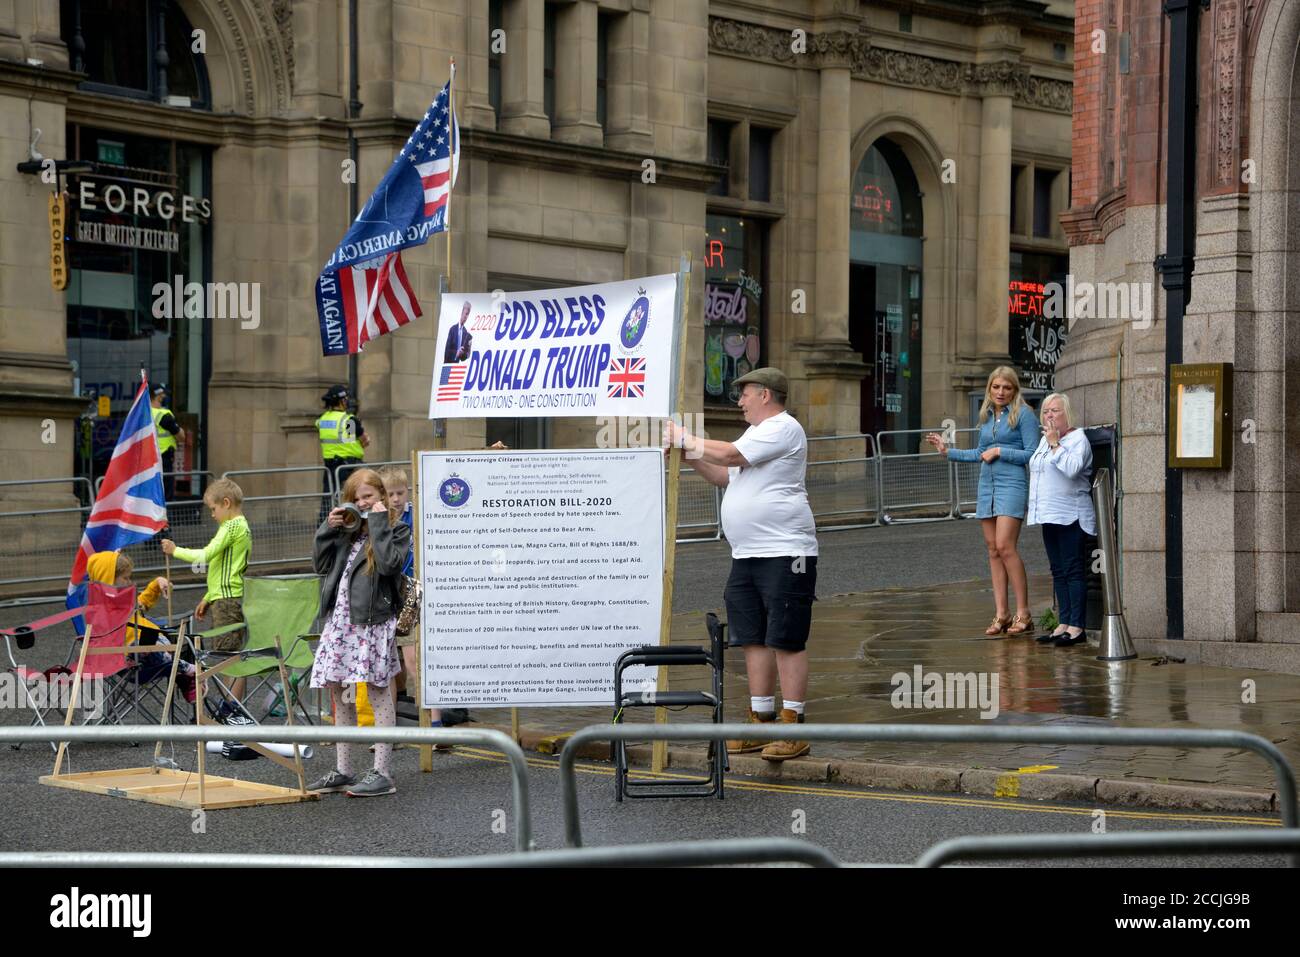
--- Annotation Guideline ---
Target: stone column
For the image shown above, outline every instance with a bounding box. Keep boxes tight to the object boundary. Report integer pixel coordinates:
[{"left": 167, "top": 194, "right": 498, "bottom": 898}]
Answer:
[
  {"left": 291, "top": 0, "right": 344, "bottom": 119},
  {"left": 0, "top": 0, "right": 25, "bottom": 61},
  {"left": 794, "top": 59, "right": 867, "bottom": 439},
  {"left": 500, "top": 0, "right": 549, "bottom": 137},
  {"left": 462, "top": 0, "right": 496, "bottom": 129},
  {"left": 0, "top": 67, "right": 84, "bottom": 493},
  {"left": 27, "top": 0, "right": 67, "bottom": 67},
  {"left": 974, "top": 89, "right": 1013, "bottom": 359},
  {"left": 603, "top": 6, "right": 651, "bottom": 153},
  {"left": 552, "top": 0, "right": 601, "bottom": 146}
]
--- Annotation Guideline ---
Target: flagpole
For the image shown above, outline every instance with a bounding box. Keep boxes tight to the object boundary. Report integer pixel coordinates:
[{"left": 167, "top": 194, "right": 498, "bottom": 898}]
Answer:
[{"left": 446, "top": 57, "right": 455, "bottom": 294}]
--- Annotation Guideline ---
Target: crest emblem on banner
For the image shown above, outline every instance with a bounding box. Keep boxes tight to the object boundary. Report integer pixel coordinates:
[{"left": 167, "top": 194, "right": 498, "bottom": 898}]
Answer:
[
  {"left": 618, "top": 289, "right": 650, "bottom": 353},
  {"left": 438, "top": 474, "right": 472, "bottom": 508}
]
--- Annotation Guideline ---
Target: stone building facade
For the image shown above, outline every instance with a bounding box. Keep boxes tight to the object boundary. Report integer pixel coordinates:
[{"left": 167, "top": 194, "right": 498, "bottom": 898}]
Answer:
[
  {"left": 1057, "top": 0, "right": 1300, "bottom": 669},
  {"left": 1, "top": 0, "right": 1072, "bottom": 509}
]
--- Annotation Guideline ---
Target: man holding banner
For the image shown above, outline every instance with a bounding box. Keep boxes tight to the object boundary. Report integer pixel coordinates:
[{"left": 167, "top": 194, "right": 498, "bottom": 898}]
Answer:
[{"left": 664, "top": 367, "right": 818, "bottom": 761}]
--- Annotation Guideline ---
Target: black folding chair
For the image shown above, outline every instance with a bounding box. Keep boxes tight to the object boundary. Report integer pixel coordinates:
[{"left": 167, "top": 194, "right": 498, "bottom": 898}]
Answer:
[{"left": 612, "top": 612, "right": 727, "bottom": 800}]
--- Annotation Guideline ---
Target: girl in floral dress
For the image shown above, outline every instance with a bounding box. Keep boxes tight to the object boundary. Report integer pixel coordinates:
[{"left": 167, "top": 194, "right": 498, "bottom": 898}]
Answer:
[{"left": 307, "top": 469, "right": 411, "bottom": 797}]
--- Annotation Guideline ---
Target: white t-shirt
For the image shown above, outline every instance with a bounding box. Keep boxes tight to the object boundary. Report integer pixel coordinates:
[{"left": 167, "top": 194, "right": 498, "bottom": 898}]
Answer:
[{"left": 720, "top": 411, "right": 819, "bottom": 559}]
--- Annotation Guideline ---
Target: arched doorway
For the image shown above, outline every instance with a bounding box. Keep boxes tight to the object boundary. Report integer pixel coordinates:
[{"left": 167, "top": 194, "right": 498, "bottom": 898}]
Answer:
[{"left": 848, "top": 138, "right": 924, "bottom": 439}]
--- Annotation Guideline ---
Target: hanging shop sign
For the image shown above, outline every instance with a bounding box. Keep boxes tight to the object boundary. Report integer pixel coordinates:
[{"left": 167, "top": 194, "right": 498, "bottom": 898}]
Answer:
[{"left": 49, "top": 191, "right": 68, "bottom": 290}]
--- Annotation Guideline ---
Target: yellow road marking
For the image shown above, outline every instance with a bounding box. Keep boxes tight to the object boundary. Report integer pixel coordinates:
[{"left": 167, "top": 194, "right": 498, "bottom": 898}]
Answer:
[{"left": 446, "top": 747, "right": 1282, "bottom": 828}]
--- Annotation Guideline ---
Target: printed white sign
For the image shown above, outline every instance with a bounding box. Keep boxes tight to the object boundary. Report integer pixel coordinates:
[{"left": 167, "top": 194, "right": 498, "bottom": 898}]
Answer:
[
  {"left": 417, "top": 448, "right": 665, "bottom": 707},
  {"left": 429, "top": 273, "right": 679, "bottom": 419}
]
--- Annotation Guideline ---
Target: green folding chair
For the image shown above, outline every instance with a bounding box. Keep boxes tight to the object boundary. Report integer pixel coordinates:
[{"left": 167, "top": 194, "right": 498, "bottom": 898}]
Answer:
[{"left": 214, "top": 575, "right": 321, "bottom": 725}]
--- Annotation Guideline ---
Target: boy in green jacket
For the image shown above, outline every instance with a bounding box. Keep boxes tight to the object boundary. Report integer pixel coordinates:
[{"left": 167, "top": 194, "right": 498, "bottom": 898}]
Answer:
[{"left": 162, "top": 477, "right": 253, "bottom": 725}]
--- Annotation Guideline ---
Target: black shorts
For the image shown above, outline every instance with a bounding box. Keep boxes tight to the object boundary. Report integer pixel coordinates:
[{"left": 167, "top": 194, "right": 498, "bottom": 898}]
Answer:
[{"left": 723, "top": 556, "right": 818, "bottom": 652}]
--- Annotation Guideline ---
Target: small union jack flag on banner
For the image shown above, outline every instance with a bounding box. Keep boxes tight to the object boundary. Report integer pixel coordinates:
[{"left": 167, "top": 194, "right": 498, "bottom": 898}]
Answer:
[
  {"left": 437, "top": 362, "right": 468, "bottom": 402},
  {"left": 607, "top": 357, "right": 647, "bottom": 399}
]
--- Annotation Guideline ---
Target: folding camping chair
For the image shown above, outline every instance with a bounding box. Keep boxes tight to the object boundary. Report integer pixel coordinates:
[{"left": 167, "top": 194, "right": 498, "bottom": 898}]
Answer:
[
  {"left": 203, "top": 576, "right": 322, "bottom": 725},
  {"left": 51, "top": 581, "right": 190, "bottom": 774},
  {"left": 2, "top": 605, "right": 86, "bottom": 752}
]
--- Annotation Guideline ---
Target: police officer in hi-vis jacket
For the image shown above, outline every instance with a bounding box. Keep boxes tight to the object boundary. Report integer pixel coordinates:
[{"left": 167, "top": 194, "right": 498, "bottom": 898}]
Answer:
[{"left": 316, "top": 385, "right": 370, "bottom": 512}]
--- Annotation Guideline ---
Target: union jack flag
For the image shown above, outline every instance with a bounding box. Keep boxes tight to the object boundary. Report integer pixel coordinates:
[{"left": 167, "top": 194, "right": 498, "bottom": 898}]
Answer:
[
  {"left": 607, "top": 357, "right": 647, "bottom": 399},
  {"left": 437, "top": 362, "right": 468, "bottom": 402},
  {"left": 66, "top": 379, "right": 168, "bottom": 628}
]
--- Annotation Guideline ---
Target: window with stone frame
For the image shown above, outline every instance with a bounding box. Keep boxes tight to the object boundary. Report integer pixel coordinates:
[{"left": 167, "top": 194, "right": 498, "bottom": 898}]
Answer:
[
  {"left": 61, "top": 0, "right": 209, "bottom": 108},
  {"left": 704, "top": 215, "right": 767, "bottom": 407}
]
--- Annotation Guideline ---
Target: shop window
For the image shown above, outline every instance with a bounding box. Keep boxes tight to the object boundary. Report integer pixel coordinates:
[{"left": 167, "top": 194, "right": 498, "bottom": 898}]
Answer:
[
  {"left": 1010, "top": 164, "right": 1027, "bottom": 235},
  {"left": 1008, "top": 251, "right": 1070, "bottom": 394},
  {"left": 61, "top": 0, "right": 209, "bottom": 108},
  {"left": 64, "top": 125, "right": 212, "bottom": 488},
  {"left": 704, "top": 215, "right": 766, "bottom": 406},
  {"left": 749, "top": 127, "right": 773, "bottom": 203},
  {"left": 1033, "top": 168, "right": 1058, "bottom": 238},
  {"left": 707, "top": 120, "right": 733, "bottom": 197}
]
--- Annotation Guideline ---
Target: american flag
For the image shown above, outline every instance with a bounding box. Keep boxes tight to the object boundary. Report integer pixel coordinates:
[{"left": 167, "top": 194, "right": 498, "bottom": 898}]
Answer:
[
  {"left": 407, "top": 79, "right": 459, "bottom": 222},
  {"left": 315, "top": 68, "right": 460, "bottom": 356},
  {"left": 66, "top": 379, "right": 168, "bottom": 629},
  {"left": 437, "top": 362, "right": 468, "bottom": 402},
  {"left": 338, "top": 250, "right": 422, "bottom": 353},
  {"left": 607, "top": 357, "right": 647, "bottom": 398}
]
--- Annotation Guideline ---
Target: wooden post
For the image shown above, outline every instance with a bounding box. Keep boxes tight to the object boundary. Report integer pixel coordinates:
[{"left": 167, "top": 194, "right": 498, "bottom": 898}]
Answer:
[
  {"left": 653, "top": 254, "right": 692, "bottom": 773},
  {"left": 152, "top": 619, "right": 187, "bottom": 768},
  {"left": 414, "top": 449, "right": 433, "bottom": 773},
  {"left": 163, "top": 552, "right": 173, "bottom": 627},
  {"left": 194, "top": 630, "right": 206, "bottom": 806},
  {"left": 52, "top": 625, "right": 94, "bottom": 777}
]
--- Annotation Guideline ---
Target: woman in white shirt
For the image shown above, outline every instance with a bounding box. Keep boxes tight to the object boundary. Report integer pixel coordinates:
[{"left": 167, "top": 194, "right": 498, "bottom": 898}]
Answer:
[{"left": 1025, "top": 392, "right": 1097, "bottom": 647}]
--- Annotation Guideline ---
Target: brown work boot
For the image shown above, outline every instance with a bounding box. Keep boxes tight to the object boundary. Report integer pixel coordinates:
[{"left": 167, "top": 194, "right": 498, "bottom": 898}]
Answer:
[
  {"left": 760, "top": 709, "right": 809, "bottom": 761},
  {"left": 727, "top": 709, "right": 777, "bottom": 753}
]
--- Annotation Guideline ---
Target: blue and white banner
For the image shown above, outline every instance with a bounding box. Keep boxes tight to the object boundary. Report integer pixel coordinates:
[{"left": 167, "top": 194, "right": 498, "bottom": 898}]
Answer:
[{"left": 428, "top": 273, "right": 680, "bottom": 419}]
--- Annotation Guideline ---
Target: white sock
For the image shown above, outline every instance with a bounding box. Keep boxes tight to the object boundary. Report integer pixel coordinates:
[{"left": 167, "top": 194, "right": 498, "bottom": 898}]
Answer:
[
  {"left": 783, "top": 700, "right": 805, "bottom": 715},
  {"left": 751, "top": 695, "right": 775, "bottom": 714}
]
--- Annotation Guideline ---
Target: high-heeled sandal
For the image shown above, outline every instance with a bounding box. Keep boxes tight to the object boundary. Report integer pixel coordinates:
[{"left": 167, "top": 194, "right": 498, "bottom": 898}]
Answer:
[
  {"left": 1006, "top": 612, "right": 1035, "bottom": 635},
  {"left": 984, "top": 615, "right": 1011, "bottom": 636}
]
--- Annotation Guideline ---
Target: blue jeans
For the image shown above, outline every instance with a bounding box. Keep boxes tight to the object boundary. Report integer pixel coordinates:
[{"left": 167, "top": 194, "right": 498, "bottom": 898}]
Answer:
[{"left": 1041, "top": 521, "right": 1087, "bottom": 628}]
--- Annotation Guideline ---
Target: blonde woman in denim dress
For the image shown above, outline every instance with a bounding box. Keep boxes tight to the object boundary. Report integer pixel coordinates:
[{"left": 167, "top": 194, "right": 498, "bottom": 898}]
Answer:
[{"left": 926, "top": 367, "right": 1041, "bottom": 636}]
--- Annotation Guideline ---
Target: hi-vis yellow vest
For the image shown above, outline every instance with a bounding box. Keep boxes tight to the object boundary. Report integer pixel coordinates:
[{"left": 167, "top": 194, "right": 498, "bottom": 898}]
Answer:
[
  {"left": 151, "top": 406, "right": 177, "bottom": 454},
  {"left": 316, "top": 410, "right": 363, "bottom": 460}
]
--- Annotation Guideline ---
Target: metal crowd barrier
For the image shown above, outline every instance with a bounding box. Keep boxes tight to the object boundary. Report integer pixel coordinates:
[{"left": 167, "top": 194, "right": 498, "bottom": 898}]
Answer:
[
  {"left": 675, "top": 467, "right": 723, "bottom": 542},
  {"left": 806, "top": 433, "right": 879, "bottom": 529},
  {"left": 0, "top": 477, "right": 95, "bottom": 587},
  {"left": 223, "top": 467, "right": 335, "bottom": 570},
  {"left": 875, "top": 430, "right": 954, "bottom": 524},
  {"left": 949, "top": 427, "right": 982, "bottom": 518},
  {"left": 0, "top": 723, "right": 534, "bottom": 853},
  {"left": 0, "top": 838, "right": 840, "bottom": 869},
  {"left": 916, "top": 830, "right": 1300, "bottom": 867},
  {"left": 557, "top": 723, "right": 1299, "bottom": 848},
  {"left": 332, "top": 459, "right": 414, "bottom": 503}
]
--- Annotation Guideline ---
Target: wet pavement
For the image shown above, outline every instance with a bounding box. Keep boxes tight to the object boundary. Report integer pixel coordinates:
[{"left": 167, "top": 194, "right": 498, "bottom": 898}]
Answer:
[{"left": 475, "top": 574, "right": 1300, "bottom": 795}]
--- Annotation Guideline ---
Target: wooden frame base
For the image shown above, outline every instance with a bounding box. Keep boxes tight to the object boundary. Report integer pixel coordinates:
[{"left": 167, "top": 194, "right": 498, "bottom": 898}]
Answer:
[{"left": 40, "top": 767, "right": 317, "bottom": 810}]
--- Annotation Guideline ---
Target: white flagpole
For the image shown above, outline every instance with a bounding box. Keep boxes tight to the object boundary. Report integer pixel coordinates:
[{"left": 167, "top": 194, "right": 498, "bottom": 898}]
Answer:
[{"left": 446, "top": 59, "right": 456, "bottom": 293}]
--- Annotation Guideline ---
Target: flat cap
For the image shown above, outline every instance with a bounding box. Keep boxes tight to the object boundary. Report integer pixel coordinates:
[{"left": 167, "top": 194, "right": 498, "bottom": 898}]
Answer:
[{"left": 732, "top": 366, "right": 788, "bottom": 396}]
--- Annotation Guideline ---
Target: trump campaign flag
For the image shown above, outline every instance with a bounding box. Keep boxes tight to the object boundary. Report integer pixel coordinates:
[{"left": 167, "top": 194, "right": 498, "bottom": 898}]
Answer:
[
  {"left": 316, "top": 68, "right": 460, "bottom": 356},
  {"left": 66, "top": 378, "right": 168, "bottom": 628}
]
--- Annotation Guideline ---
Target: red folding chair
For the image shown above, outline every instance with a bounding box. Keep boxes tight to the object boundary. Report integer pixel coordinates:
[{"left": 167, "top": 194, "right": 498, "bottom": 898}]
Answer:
[
  {"left": 1, "top": 606, "right": 85, "bottom": 753},
  {"left": 51, "top": 582, "right": 143, "bottom": 774}
]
